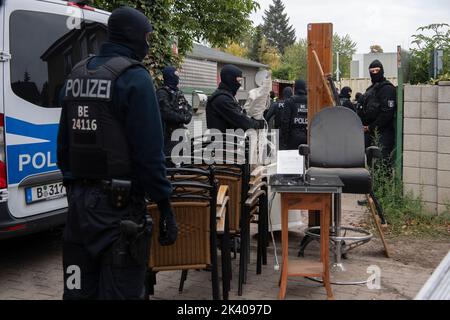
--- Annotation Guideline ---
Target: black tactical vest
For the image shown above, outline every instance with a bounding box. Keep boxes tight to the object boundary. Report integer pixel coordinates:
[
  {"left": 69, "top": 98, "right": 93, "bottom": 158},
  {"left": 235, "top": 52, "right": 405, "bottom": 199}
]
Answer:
[
  {"left": 274, "top": 100, "right": 286, "bottom": 129},
  {"left": 290, "top": 95, "right": 308, "bottom": 131},
  {"left": 159, "top": 86, "right": 189, "bottom": 109},
  {"left": 362, "top": 80, "right": 395, "bottom": 123},
  {"left": 62, "top": 56, "right": 146, "bottom": 179}
]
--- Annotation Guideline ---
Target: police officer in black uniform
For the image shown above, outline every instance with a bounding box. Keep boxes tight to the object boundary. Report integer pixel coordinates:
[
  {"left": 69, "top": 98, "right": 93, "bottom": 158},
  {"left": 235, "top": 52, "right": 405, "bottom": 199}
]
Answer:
[
  {"left": 206, "top": 64, "right": 265, "bottom": 132},
  {"left": 264, "top": 86, "right": 293, "bottom": 129},
  {"left": 157, "top": 66, "right": 193, "bottom": 155},
  {"left": 57, "top": 7, "right": 177, "bottom": 300},
  {"left": 359, "top": 60, "right": 396, "bottom": 163},
  {"left": 280, "top": 79, "right": 308, "bottom": 150},
  {"left": 339, "top": 86, "right": 356, "bottom": 112},
  {"left": 355, "top": 92, "right": 364, "bottom": 115}
]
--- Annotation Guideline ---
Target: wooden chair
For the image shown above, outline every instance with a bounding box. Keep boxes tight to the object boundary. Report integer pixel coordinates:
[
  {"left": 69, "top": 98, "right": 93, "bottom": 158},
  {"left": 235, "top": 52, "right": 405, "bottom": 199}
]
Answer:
[
  {"left": 184, "top": 134, "right": 268, "bottom": 296},
  {"left": 247, "top": 166, "right": 269, "bottom": 275},
  {"left": 146, "top": 167, "right": 231, "bottom": 300}
]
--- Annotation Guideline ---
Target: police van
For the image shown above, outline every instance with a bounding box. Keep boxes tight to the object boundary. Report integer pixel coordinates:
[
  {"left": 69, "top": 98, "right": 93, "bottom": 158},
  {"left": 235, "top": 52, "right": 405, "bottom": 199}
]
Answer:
[{"left": 0, "top": 0, "right": 110, "bottom": 239}]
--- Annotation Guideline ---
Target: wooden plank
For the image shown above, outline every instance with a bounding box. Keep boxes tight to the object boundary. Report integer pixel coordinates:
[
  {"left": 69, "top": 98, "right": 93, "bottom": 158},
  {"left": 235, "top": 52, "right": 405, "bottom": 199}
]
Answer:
[
  {"left": 307, "top": 23, "right": 334, "bottom": 128},
  {"left": 287, "top": 259, "right": 323, "bottom": 277},
  {"left": 307, "top": 23, "right": 333, "bottom": 228}
]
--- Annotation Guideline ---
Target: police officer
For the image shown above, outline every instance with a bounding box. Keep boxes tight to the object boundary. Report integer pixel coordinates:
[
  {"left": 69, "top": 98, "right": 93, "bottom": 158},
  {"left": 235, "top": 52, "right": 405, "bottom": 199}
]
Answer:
[
  {"left": 206, "top": 64, "right": 265, "bottom": 132},
  {"left": 339, "top": 86, "right": 356, "bottom": 112},
  {"left": 157, "top": 66, "right": 193, "bottom": 155},
  {"left": 354, "top": 92, "right": 364, "bottom": 115},
  {"left": 264, "top": 86, "right": 293, "bottom": 129},
  {"left": 280, "top": 79, "right": 308, "bottom": 150},
  {"left": 270, "top": 91, "right": 278, "bottom": 104},
  {"left": 57, "top": 7, "right": 177, "bottom": 300},
  {"left": 359, "top": 60, "right": 396, "bottom": 163}
]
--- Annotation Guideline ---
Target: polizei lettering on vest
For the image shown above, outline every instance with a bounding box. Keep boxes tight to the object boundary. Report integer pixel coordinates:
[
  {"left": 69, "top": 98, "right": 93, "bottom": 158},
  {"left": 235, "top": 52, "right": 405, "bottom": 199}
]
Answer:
[
  {"left": 294, "top": 117, "right": 308, "bottom": 125},
  {"left": 66, "top": 78, "right": 112, "bottom": 99}
]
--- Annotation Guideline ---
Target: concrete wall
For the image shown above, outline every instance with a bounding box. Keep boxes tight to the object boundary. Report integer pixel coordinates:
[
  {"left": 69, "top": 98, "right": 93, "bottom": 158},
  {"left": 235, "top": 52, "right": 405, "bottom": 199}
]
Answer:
[{"left": 403, "top": 82, "right": 450, "bottom": 215}]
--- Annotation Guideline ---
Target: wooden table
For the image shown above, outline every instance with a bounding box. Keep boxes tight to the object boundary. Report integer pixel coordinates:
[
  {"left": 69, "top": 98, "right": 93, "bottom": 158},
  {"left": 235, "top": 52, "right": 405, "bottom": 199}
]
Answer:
[{"left": 270, "top": 175, "right": 343, "bottom": 300}]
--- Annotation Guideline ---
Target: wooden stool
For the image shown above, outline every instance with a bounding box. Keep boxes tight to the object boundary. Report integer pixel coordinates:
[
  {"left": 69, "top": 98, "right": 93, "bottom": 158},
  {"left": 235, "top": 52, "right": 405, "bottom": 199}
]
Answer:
[{"left": 278, "top": 193, "right": 334, "bottom": 300}]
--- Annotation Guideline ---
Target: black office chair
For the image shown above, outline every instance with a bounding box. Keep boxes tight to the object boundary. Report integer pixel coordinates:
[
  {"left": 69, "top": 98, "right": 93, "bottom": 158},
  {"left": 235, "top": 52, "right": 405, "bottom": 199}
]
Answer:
[{"left": 298, "top": 107, "right": 390, "bottom": 272}]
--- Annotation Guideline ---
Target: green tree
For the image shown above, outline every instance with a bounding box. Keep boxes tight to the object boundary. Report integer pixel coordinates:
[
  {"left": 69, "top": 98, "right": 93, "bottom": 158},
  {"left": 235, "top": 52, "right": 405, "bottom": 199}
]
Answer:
[
  {"left": 370, "top": 45, "right": 384, "bottom": 53},
  {"left": 222, "top": 42, "right": 248, "bottom": 58},
  {"left": 248, "top": 25, "right": 263, "bottom": 62},
  {"left": 273, "top": 39, "right": 307, "bottom": 81},
  {"left": 409, "top": 23, "right": 450, "bottom": 84},
  {"left": 259, "top": 38, "right": 281, "bottom": 70},
  {"left": 333, "top": 33, "right": 357, "bottom": 79},
  {"left": 272, "top": 65, "right": 291, "bottom": 80},
  {"left": 91, "top": 0, "right": 259, "bottom": 82},
  {"left": 261, "top": 0, "right": 296, "bottom": 54}
]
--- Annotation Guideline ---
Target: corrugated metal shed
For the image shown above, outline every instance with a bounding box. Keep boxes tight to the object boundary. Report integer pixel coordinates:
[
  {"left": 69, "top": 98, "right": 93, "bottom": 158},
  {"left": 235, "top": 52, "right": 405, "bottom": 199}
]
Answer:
[
  {"left": 179, "top": 57, "right": 217, "bottom": 94},
  {"left": 187, "top": 44, "right": 268, "bottom": 69}
]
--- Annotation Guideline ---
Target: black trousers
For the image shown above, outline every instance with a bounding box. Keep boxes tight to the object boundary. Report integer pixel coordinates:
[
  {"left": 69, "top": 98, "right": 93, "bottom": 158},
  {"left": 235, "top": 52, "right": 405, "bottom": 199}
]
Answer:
[
  {"left": 62, "top": 183, "right": 151, "bottom": 300},
  {"left": 281, "top": 131, "right": 307, "bottom": 151},
  {"left": 365, "top": 129, "right": 395, "bottom": 167}
]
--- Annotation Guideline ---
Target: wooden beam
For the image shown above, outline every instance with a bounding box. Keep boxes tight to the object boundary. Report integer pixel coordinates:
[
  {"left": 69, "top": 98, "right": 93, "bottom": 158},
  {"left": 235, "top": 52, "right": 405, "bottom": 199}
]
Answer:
[
  {"left": 307, "top": 23, "right": 333, "bottom": 228},
  {"left": 307, "top": 23, "right": 334, "bottom": 128}
]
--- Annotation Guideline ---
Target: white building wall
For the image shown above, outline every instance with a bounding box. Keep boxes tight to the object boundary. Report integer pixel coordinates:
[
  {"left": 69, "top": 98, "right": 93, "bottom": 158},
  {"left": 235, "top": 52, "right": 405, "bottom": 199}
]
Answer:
[{"left": 351, "top": 52, "right": 398, "bottom": 79}]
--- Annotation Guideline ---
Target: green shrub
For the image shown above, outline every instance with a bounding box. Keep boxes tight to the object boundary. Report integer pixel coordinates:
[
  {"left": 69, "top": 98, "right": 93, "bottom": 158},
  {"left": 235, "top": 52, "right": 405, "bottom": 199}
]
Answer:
[
  {"left": 409, "top": 23, "right": 450, "bottom": 85},
  {"left": 370, "top": 132, "right": 449, "bottom": 236}
]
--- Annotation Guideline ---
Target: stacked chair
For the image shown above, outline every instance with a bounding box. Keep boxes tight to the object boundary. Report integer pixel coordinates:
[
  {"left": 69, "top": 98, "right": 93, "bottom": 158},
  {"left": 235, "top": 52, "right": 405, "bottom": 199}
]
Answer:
[
  {"left": 146, "top": 166, "right": 232, "bottom": 300},
  {"left": 186, "top": 133, "right": 269, "bottom": 296}
]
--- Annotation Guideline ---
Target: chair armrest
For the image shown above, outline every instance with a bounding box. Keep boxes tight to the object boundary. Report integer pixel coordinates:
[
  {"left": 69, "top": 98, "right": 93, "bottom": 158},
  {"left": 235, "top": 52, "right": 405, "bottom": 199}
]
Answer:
[
  {"left": 248, "top": 180, "right": 267, "bottom": 196},
  {"left": 299, "top": 144, "right": 310, "bottom": 166},
  {"left": 366, "top": 146, "right": 382, "bottom": 159},
  {"left": 216, "top": 185, "right": 229, "bottom": 219},
  {"left": 299, "top": 144, "right": 310, "bottom": 156},
  {"left": 245, "top": 190, "right": 266, "bottom": 207},
  {"left": 250, "top": 166, "right": 266, "bottom": 178},
  {"left": 249, "top": 175, "right": 263, "bottom": 186},
  {"left": 217, "top": 185, "right": 229, "bottom": 206}
]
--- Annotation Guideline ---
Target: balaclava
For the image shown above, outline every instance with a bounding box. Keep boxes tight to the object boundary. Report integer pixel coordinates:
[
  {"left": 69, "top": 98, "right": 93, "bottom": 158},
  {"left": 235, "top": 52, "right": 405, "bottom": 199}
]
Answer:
[
  {"left": 369, "top": 60, "right": 385, "bottom": 84},
  {"left": 220, "top": 65, "right": 243, "bottom": 96},
  {"left": 295, "top": 79, "right": 307, "bottom": 95},
  {"left": 340, "top": 86, "right": 352, "bottom": 99},
  {"left": 270, "top": 91, "right": 276, "bottom": 99},
  {"left": 282, "top": 87, "right": 293, "bottom": 100},
  {"left": 107, "top": 6, "right": 153, "bottom": 61},
  {"left": 163, "top": 66, "right": 180, "bottom": 90}
]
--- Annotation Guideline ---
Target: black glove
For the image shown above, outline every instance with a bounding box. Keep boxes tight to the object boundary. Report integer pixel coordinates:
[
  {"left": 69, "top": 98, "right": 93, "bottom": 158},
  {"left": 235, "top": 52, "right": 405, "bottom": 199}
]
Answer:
[
  {"left": 256, "top": 119, "right": 266, "bottom": 129},
  {"left": 157, "top": 199, "right": 178, "bottom": 246}
]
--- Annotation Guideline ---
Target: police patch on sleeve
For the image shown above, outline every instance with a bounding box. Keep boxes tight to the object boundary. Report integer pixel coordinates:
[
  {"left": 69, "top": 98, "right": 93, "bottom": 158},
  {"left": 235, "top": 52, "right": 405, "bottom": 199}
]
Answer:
[{"left": 388, "top": 100, "right": 395, "bottom": 109}]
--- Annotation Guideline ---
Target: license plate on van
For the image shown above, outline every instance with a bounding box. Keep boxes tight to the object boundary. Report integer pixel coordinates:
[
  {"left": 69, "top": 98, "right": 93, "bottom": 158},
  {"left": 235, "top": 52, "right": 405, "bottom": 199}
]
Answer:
[{"left": 25, "top": 182, "right": 66, "bottom": 204}]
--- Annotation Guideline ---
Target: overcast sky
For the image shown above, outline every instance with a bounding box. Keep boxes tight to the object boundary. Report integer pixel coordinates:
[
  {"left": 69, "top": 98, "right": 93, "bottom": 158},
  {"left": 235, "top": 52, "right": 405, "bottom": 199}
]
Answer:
[{"left": 250, "top": 0, "right": 450, "bottom": 54}]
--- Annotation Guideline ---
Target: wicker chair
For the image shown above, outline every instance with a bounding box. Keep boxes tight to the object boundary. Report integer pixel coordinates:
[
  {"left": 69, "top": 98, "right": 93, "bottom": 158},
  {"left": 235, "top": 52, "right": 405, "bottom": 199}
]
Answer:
[
  {"left": 146, "top": 167, "right": 231, "bottom": 300},
  {"left": 182, "top": 134, "right": 268, "bottom": 296}
]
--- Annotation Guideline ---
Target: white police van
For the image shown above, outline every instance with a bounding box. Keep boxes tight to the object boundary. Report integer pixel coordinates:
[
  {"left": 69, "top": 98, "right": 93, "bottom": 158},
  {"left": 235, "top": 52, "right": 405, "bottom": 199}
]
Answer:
[{"left": 0, "top": 0, "right": 110, "bottom": 239}]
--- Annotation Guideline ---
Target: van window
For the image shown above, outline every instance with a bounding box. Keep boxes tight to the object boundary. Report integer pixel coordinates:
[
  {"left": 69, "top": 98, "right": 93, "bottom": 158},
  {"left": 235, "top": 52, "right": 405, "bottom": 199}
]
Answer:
[{"left": 9, "top": 11, "right": 107, "bottom": 108}]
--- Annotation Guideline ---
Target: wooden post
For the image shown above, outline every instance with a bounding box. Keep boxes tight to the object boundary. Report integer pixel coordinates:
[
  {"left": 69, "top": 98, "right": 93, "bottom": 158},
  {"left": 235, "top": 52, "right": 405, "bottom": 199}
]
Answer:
[
  {"left": 307, "top": 23, "right": 333, "bottom": 227},
  {"left": 307, "top": 23, "right": 334, "bottom": 125}
]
